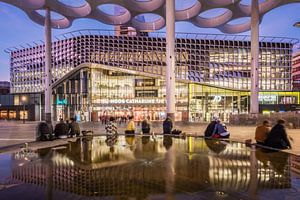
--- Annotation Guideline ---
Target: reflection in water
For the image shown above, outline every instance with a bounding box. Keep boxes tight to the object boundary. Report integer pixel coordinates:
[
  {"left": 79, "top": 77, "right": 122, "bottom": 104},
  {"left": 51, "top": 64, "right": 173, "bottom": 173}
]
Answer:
[
  {"left": 204, "top": 139, "right": 228, "bottom": 154},
  {"left": 4, "top": 136, "right": 297, "bottom": 199}
]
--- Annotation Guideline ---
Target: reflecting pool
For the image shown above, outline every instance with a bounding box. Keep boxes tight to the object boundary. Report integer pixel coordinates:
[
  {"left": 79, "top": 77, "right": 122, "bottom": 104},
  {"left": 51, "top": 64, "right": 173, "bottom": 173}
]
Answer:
[{"left": 0, "top": 136, "right": 300, "bottom": 200}]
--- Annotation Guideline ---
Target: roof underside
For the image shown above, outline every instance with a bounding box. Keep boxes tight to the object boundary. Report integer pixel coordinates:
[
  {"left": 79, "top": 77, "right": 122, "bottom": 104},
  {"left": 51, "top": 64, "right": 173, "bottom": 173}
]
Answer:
[{"left": 0, "top": 0, "right": 299, "bottom": 34}]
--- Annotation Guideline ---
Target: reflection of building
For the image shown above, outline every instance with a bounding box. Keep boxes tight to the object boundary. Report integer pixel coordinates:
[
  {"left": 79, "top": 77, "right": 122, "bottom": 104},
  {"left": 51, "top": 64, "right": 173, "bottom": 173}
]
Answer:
[
  {"left": 292, "top": 51, "right": 300, "bottom": 91},
  {"left": 8, "top": 30, "right": 300, "bottom": 121},
  {"left": 10, "top": 137, "right": 293, "bottom": 199}
]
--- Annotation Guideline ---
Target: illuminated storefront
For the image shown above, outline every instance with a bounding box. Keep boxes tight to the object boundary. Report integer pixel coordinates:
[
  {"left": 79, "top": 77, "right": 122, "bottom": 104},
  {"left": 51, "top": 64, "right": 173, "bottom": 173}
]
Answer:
[{"left": 52, "top": 66, "right": 300, "bottom": 122}]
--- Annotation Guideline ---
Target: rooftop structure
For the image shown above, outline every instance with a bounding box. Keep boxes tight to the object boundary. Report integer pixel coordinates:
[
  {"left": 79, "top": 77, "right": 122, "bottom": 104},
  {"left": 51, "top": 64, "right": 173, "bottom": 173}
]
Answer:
[{"left": 0, "top": 0, "right": 299, "bottom": 33}]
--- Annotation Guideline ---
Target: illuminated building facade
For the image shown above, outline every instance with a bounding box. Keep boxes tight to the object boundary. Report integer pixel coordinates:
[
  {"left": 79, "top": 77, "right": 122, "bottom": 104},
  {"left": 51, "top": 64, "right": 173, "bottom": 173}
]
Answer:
[
  {"left": 292, "top": 51, "right": 300, "bottom": 91},
  {"left": 8, "top": 30, "right": 300, "bottom": 121}
]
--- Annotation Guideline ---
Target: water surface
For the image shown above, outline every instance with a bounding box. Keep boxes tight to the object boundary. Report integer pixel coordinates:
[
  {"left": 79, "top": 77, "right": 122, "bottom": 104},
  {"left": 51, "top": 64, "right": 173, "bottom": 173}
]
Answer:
[{"left": 0, "top": 135, "right": 299, "bottom": 200}]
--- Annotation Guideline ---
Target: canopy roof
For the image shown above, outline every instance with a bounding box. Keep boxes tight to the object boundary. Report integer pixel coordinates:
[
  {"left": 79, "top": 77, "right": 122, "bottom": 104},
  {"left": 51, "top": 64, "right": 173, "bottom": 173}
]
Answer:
[{"left": 0, "top": 0, "right": 299, "bottom": 33}]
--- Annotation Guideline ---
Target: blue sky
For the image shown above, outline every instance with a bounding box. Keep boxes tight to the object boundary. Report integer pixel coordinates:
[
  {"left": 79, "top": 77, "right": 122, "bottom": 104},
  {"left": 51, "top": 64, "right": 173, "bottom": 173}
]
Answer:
[{"left": 0, "top": 1, "right": 300, "bottom": 81}]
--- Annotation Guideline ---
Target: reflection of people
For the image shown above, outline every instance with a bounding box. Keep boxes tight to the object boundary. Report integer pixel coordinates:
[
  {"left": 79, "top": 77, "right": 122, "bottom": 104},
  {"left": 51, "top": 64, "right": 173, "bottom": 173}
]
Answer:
[
  {"left": 163, "top": 117, "right": 173, "bottom": 134},
  {"left": 105, "top": 117, "right": 118, "bottom": 136},
  {"left": 265, "top": 119, "right": 291, "bottom": 149},
  {"left": 125, "top": 116, "right": 135, "bottom": 135},
  {"left": 204, "top": 139, "right": 228, "bottom": 154},
  {"left": 105, "top": 134, "right": 118, "bottom": 147},
  {"left": 125, "top": 135, "right": 135, "bottom": 151},
  {"left": 255, "top": 120, "right": 271, "bottom": 145},
  {"left": 256, "top": 149, "right": 289, "bottom": 175},
  {"left": 69, "top": 117, "right": 80, "bottom": 137},
  {"left": 142, "top": 135, "right": 150, "bottom": 144},
  {"left": 54, "top": 118, "right": 69, "bottom": 138},
  {"left": 163, "top": 136, "right": 173, "bottom": 150}
]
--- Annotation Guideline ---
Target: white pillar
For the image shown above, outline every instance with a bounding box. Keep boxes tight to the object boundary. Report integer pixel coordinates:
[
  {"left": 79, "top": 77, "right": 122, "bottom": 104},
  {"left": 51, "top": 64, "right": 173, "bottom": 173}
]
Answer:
[
  {"left": 45, "top": 8, "right": 52, "bottom": 123},
  {"left": 250, "top": 0, "right": 259, "bottom": 114},
  {"left": 166, "top": 0, "right": 176, "bottom": 120}
]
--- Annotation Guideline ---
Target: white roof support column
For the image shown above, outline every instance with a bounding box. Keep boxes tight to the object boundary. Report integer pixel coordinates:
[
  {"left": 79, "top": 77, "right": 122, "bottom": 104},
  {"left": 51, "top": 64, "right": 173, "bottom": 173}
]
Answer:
[
  {"left": 250, "top": 0, "right": 259, "bottom": 114},
  {"left": 45, "top": 7, "right": 52, "bottom": 123},
  {"left": 166, "top": 0, "right": 176, "bottom": 120}
]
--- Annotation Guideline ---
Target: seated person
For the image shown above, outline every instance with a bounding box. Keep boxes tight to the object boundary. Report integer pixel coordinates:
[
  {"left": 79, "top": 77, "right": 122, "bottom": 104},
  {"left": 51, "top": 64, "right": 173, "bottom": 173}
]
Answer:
[
  {"left": 54, "top": 118, "right": 69, "bottom": 138},
  {"left": 265, "top": 119, "right": 291, "bottom": 149},
  {"left": 211, "top": 119, "right": 230, "bottom": 138},
  {"left": 204, "top": 119, "right": 217, "bottom": 137},
  {"left": 125, "top": 116, "right": 135, "bottom": 135},
  {"left": 255, "top": 120, "right": 271, "bottom": 145},
  {"left": 69, "top": 117, "right": 80, "bottom": 137},
  {"left": 163, "top": 117, "right": 173, "bottom": 134},
  {"left": 36, "top": 122, "right": 53, "bottom": 141},
  {"left": 105, "top": 117, "right": 118, "bottom": 136}
]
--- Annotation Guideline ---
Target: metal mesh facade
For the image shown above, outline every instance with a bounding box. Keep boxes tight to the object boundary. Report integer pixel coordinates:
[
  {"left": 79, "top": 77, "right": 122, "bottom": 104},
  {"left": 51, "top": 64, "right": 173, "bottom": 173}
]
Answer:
[{"left": 9, "top": 31, "right": 295, "bottom": 94}]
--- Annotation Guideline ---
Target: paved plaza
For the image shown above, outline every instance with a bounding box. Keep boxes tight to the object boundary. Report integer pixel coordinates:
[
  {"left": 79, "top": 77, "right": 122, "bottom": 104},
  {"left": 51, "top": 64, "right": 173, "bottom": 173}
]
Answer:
[{"left": 0, "top": 120, "right": 299, "bottom": 155}]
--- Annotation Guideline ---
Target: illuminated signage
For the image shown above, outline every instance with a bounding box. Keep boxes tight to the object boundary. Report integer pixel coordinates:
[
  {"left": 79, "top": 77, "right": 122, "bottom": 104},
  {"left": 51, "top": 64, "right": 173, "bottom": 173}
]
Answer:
[
  {"left": 212, "top": 96, "right": 222, "bottom": 103},
  {"left": 99, "top": 99, "right": 165, "bottom": 104},
  {"left": 258, "top": 95, "right": 277, "bottom": 103},
  {"left": 56, "top": 99, "right": 68, "bottom": 105}
]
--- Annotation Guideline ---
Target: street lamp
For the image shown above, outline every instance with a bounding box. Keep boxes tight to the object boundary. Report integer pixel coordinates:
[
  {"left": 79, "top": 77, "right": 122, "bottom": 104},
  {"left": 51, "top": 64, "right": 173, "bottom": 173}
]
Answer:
[{"left": 21, "top": 96, "right": 27, "bottom": 124}]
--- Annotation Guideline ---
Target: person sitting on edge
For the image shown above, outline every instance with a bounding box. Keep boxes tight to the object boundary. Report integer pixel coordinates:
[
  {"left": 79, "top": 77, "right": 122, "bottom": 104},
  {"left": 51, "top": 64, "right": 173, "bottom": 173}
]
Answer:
[
  {"left": 211, "top": 119, "right": 230, "bottom": 138},
  {"left": 163, "top": 117, "right": 173, "bottom": 134},
  {"left": 105, "top": 117, "right": 118, "bottom": 136},
  {"left": 255, "top": 120, "right": 271, "bottom": 145},
  {"left": 141, "top": 116, "right": 151, "bottom": 134},
  {"left": 54, "top": 118, "right": 69, "bottom": 138},
  {"left": 125, "top": 116, "right": 135, "bottom": 135},
  {"left": 265, "top": 119, "right": 291, "bottom": 149},
  {"left": 204, "top": 117, "right": 218, "bottom": 137},
  {"left": 69, "top": 117, "right": 80, "bottom": 137}
]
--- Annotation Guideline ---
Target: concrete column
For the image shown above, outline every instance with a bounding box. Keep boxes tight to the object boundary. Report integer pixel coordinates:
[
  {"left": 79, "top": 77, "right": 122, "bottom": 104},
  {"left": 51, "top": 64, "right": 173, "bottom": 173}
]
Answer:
[
  {"left": 250, "top": 0, "right": 259, "bottom": 114},
  {"left": 166, "top": 0, "right": 176, "bottom": 120},
  {"left": 44, "top": 8, "right": 52, "bottom": 123}
]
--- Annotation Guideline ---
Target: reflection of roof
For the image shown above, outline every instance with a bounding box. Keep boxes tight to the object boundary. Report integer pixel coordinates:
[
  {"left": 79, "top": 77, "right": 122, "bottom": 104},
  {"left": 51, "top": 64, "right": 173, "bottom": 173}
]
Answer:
[{"left": 1, "top": 0, "right": 300, "bottom": 33}]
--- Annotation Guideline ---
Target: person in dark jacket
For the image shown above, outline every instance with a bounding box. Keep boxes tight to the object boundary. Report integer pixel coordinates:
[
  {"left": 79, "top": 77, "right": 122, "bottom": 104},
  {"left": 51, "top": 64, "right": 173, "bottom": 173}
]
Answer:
[
  {"left": 141, "top": 116, "right": 151, "bottom": 134},
  {"left": 265, "top": 119, "right": 291, "bottom": 149},
  {"left": 163, "top": 117, "right": 173, "bottom": 134},
  {"left": 69, "top": 117, "right": 80, "bottom": 137},
  {"left": 204, "top": 119, "right": 217, "bottom": 137},
  {"left": 36, "top": 122, "right": 53, "bottom": 141},
  {"left": 211, "top": 119, "right": 230, "bottom": 138},
  {"left": 54, "top": 119, "right": 69, "bottom": 138}
]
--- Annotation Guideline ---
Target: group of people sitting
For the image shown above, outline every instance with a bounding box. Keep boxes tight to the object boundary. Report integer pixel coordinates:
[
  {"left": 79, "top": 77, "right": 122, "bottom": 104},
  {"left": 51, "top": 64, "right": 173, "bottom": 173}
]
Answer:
[
  {"left": 105, "top": 115, "right": 178, "bottom": 136},
  {"left": 36, "top": 118, "right": 80, "bottom": 141},
  {"left": 204, "top": 118, "right": 230, "bottom": 139},
  {"left": 54, "top": 118, "right": 81, "bottom": 138},
  {"left": 255, "top": 119, "right": 291, "bottom": 149}
]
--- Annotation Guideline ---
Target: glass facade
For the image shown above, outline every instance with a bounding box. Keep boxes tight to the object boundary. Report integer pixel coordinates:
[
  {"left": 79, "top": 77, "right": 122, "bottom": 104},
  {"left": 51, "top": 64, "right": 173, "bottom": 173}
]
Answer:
[
  {"left": 52, "top": 67, "right": 300, "bottom": 122},
  {"left": 8, "top": 31, "right": 300, "bottom": 121}
]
